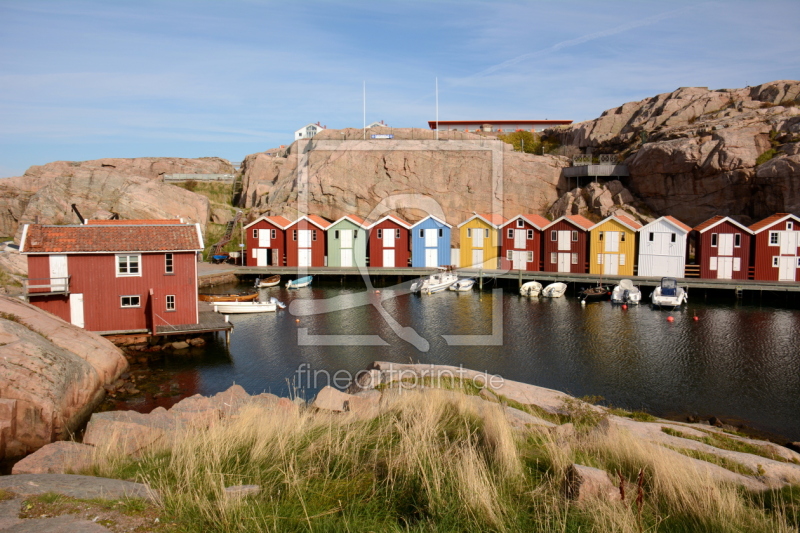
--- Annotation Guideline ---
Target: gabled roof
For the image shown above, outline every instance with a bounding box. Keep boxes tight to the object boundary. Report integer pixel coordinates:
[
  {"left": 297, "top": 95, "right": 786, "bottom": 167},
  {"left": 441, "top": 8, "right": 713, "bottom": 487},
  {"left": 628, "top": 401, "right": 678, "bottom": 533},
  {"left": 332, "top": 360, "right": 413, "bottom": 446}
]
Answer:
[
  {"left": 365, "top": 214, "right": 411, "bottom": 230},
  {"left": 409, "top": 215, "right": 452, "bottom": 228},
  {"left": 457, "top": 213, "right": 508, "bottom": 229},
  {"left": 661, "top": 216, "right": 692, "bottom": 233},
  {"left": 693, "top": 215, "right": 752, "bottom": 234},
  {"left": 588, "top": 215, "right": 642, "bottom": 232},
  {"left": 499, "top": 214, "right": 550, "bottom": 230},
  {"left": 86, "top": 219, "right": 183, "bottom": 225},
  {"left": 285, "top": 215, "right": 331, "bottom": 230},
  {"left": 543, "top": 214, "right": 594, "bottom": 231},
  {"left": 329, "top": 214, "right": 366, "bottom": 228},
  {"left": 20, "top": 223, "right": 203, "bottom": 254},
  {"left": 748, "top": 213, "right": 800, "bottom": 234},
  {"left": 243, "top": 215, "right": 292, "bottom": 230}
]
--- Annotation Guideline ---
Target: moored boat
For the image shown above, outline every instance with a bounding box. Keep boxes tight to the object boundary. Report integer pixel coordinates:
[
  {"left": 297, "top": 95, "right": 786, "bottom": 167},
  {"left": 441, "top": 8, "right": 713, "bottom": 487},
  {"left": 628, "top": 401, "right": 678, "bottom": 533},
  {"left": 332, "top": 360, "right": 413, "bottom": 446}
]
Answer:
[
  {"left": 519, "top": 281, "right": 543, "bottom": 297},
  {"left": 449, "top": 278, "right": 476, "bottom": 292},
  {"left": 214, "top": 301, "right": 277, "bottom": 314},
  {"left": 650, "top": 277, "right": 688, "bottom": 309},
  {"left": 410, "top": 271, "right": 458, "bottom": 294},
  {"left": 255, "top": 275, "right": 281, "bottom": 288},
  {"left": 198, "top": 291, "right": 259, "bottom": 302},
  {"left": 287, "top": 276, "right": 313, "bottom": 289},
  {"left": 611, "top": 279, "right": 642, "bottom": 304},
  {"left": 579, "top": 285, "right": 611, "bottom": 302},
  {"left": 541, "top": 282, "right": 568, "bottom": 298}
]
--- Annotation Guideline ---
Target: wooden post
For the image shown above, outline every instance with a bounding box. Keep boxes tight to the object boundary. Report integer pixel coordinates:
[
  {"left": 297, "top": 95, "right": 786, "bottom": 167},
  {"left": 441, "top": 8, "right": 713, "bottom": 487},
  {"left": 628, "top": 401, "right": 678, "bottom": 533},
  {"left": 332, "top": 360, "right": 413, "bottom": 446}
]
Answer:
[
  {"left": 479, "top": 269, "right": 483, "bottom": 290},
  {"left": 518, "top": 268, "right": 522, "bottom": 288}
]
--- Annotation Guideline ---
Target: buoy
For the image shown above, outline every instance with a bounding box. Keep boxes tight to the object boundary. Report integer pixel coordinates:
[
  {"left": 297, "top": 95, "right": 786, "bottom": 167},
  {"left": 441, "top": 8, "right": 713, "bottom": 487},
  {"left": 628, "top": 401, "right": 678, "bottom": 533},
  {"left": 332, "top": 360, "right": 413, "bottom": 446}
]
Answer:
[
  {"left": 622, "top": 304, "right": 628, "bottom": 310},
  {"left": 375, "top": 290, "right": 380, "bottom": 293},
  {"left": 667, "top": 316, "right": 674, "bottom": 322},
  {"left": 295, "top": 318, "right": 300, "bottom": 323},
  {"left": 693, "top": 315, "right": 699, "bottom": 321},
  {"left": 581, "top": 300, "right": 586, "bottom": 306}
]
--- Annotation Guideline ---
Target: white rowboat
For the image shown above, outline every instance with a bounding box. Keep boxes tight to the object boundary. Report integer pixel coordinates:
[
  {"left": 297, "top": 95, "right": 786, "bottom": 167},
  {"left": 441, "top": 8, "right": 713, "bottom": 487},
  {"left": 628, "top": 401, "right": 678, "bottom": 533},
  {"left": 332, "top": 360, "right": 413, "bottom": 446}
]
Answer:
[
  {"left": 520, "top": 281, "right": 543, "bottom": 297},
  {"left": 541, "top": 282, "right": 567, "bottom": 298},
  {"left": 449, "top": 278, "right": 475, "bottom": 292}
]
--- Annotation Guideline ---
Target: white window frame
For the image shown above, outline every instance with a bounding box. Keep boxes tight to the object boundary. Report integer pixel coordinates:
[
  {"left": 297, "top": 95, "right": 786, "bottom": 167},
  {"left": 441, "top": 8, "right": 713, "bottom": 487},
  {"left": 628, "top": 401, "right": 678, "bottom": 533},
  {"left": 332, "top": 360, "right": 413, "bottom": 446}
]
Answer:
[
  {"left": 377, "top": 229, "right": 383, "bottom": 239},
  {"left": 769, "top": 232, "right": 779, "bottom": 246},
  {"left": 506, "top": 250, "right": 513, "bottom": 260},
  {"left": 734, "top": 233, "right": 741, "bottom": 247},
  {"left": 571, "top": 253, "right": 578, "bottom": 265},
  {"left": 551, "top": 230, "right": 557, "bottom": 241},
  {"left": 507, "top": 229, "right": 514, "bottom": 239},
  {"left": 517, "top": 219, "right": 524, "bottom": 228},
  {"left": 711, "top": 233, "right": 718, "bottom": 247},
  {"left": 271, "top": 229, "right": 277, "bottom": 239},
  {"left": 121, "top": 295, "right": 140, "bottom": 308},
  {"left": 396, "top": 229, "right": 401, "bottom": 239},
  {"left": 772, "top": 256, "right": 779, "bottom": 267},
  {"left": 527, "top": 229, "right": 533, "bottom": 240},
  {"left": 252, "top": 229, "right": 258, "bottom": 239},
  {"left": 788, "top": 221, "right": 794, "bottom": 231},
  {"left": 166, "top": 295, "right": 175, "bottom": 311},
  {"left": 116, "top": 254, "right": 141, "bottom": 277},
  {"left": 526, "top": 251, "right": 533, "bottom": 262},
  {"left": 165, "top": 253, "right": 174, "bottom": 274},
  {"left": 550, "top": 252, "right": 557, "bottom": 264},
  {"left": 572, "top": 231, "right": 578, "bottom": 242}
]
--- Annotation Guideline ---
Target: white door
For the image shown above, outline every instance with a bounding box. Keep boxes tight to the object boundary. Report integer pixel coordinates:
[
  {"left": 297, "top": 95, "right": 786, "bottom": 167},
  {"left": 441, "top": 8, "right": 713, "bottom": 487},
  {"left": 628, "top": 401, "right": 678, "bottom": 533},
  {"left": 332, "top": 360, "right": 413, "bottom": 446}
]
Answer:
[
  {"left": 49, "top": 255, "right": 68, "bottom": 292},
  {"left": 383, "top": 230, "right": 394, "bottom": 248},
  {"left": 256, "top": 248, "right": 268, "bottom": 267},
  {"left": 383, "top": 249, "right": 395, "bottom": 267},
  {"left": 604, "top": 254, "right": 619, "bottom": 275},
  {"left": 424, "top": 229, "right": 437, "bottom": 247},
  {"left": 472, "top": 249, "right": 484, "bottom": 268},
  {"left": 341, "top": 248, "right": 353, "bottom": 267},
  {"left": 298, "top": 230, "right": 312, "bottom": 248},
  {"left": 778, "top": 256, "right": 796, "bottom": 281},
  {"left": 425, "top": 248, "right": 438, "bottom": 267},
  {"left": 514, "top": 230, "right": 526, "bottom": 249},
  {"left": 605, "top": 232, "right": 619, "bottom": 253},
  {"left": 340, "top": 230, "right": 353, "bottom": 249},
  {"left": 654, "top": 233, "right": 669, "bottom": 255},
  {"left": 472, "top": 229, "right": 484, "bottom": 248},
  {"left": 780, "top": 232, "right": 798, "bottom": 255},
  {"left": 298, "top": 248, "right": 312, "bottom": 267},
  {"left": 512, "top": 251, "right": 525, "bottom": 270},
  {"left": 718, "top": 256, "right": 734, "bottom": 279},
  {"left": 719, "top": 234, "right": 734, "bottom": 256},
  {"left": 69, "top": 293, "right": 84, "bottom": 328},
  {"left": 258, "top": 230, "right": 271, "bottom": 247},
  {"left": 557, "top": 253, "right": 571, "bottom": 273},
  {"left": 557, "top": 231, "right": 571, "bottom": 251}
]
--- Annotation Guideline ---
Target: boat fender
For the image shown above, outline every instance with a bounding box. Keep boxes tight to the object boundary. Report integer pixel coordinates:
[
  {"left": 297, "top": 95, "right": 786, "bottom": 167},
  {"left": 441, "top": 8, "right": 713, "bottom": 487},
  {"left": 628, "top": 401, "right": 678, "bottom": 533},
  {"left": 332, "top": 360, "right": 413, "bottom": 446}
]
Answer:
[
  {"left": 580, "top": 300, "right": 586, "bottom": 306},
  {"left": 622, "top": 304, "right": 627, "bottom": 310},
  {"left": 693, "top": 315, "right": 699, "bottom": 321},
  {"left": 667, "top": 316, "right": 674, "bottom": 322}
]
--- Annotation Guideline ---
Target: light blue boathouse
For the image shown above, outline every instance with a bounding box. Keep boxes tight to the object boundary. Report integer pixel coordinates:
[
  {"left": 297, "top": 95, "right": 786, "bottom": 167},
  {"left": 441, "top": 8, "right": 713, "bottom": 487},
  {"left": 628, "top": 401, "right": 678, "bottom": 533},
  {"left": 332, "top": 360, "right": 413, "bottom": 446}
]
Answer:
[{"left": 410, "top": 215, "right": 452, "bottom": 267}]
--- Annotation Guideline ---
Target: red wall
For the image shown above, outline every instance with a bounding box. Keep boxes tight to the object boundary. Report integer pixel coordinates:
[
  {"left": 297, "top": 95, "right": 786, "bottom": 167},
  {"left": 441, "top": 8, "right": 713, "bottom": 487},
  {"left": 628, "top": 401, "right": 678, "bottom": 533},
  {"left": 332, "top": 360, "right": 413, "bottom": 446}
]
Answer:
[
  {"left": 695, "top": 222, "right": 751, "bottom": 280},
  {"left": 542, "top": 221, "right": 588, "bottom": 273},
  {"left": 499, "top": 222, "right": 542, "bottom": 271},
  {"left": 753, "top": 220, "right": 800, "bottom": 281},
  {"left": 285, "top": 220, "right": 326, "bottom": 267},
  {"left": 27, "top": 252, "right": 198, "bottom": 332},
  {"left": 368, "top": 221, "right": 410, "bottom": 267},
  {"left": 245, "top": 220, "right": 286, "bottom": 266}
]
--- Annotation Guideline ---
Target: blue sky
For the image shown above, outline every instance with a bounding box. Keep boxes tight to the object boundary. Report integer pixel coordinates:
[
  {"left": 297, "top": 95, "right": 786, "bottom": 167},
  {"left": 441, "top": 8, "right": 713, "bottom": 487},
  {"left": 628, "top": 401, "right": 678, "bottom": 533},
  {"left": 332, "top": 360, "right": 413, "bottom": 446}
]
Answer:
[{"left": 1, "top": 0, "right": 799, "bottom": 177}]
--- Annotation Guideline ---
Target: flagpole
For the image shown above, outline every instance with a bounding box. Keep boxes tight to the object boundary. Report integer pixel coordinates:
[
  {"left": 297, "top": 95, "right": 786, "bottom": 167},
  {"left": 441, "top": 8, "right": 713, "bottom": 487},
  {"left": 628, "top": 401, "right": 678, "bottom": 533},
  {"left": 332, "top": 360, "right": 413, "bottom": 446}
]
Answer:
[
  {"left": 435, "top": 77, "right": 439, "bottom": 141},
  {"left": 363, "top": 81, "right": 366, "bottom": 140}
]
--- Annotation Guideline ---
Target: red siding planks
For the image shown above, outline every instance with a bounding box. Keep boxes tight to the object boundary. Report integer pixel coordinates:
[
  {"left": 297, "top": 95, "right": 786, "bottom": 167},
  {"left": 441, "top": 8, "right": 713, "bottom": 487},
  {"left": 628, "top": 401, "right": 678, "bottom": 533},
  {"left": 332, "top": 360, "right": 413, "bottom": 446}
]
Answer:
[
  {"left": 368, "top": 220, "right": 410, "bottom": 267},
  {"left": 694, "top": 220, "right": 751, "bottom": 280},
  {"left": 542, "top": 219, "right": 589, "bottom": 273},
  {"left": 245, "top": 219, "right": 286, "bottom": 266},
  {"left": 499, "top": 219, "right": 543, "bottom": 272}
]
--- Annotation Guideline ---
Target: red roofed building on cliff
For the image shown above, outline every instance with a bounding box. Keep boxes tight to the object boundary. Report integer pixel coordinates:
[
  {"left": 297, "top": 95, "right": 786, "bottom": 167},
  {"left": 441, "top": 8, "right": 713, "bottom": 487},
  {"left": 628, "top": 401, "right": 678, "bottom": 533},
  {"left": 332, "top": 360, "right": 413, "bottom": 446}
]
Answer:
[{"left": 19, "top": 220, "right": 204, "bottom": 334}]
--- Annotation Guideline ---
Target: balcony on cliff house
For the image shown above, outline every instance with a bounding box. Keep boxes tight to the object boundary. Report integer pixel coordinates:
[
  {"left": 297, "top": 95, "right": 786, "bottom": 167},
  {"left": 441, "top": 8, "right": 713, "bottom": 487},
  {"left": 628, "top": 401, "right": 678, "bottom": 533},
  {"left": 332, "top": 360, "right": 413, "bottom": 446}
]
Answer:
[
  {"left": 562, "top": 154, "right": 629, "bottom": 189},
  {"left": 23, "top": 276, "right": 71, "bottom": 300}
]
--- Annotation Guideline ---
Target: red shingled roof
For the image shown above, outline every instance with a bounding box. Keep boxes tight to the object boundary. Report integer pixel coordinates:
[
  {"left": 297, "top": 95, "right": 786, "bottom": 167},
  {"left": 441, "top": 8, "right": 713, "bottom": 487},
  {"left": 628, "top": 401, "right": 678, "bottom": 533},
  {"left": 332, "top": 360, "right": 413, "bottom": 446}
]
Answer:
[
  {"left": 615, "top": 215, "right": 643, "bottom": 230},
  {"left": 693, "top": 215, "right": 751, "bottom": 234},
  {"left": 477, "top": 213, "right": 508, "bottom": 226},
  {"left": 749, "top": 213, "right": 800, "bottom": 233},
  {"left": 565, "top": 214, "right": 594, "bottom": 230},
  {"left": 86, "top": 219, "right": 182, "bottom": 225},
  {"left": 21, "top": 224, "right": 202, "bottom": 253},
  {"left": 500, "top": 214, "right": 550, "bottom": 230},
  {"left": 662, "top": 216, "right": 692, "bottom": 233},
  {"left": 265, "top": 216, "right": 293, "bottom": 228}
]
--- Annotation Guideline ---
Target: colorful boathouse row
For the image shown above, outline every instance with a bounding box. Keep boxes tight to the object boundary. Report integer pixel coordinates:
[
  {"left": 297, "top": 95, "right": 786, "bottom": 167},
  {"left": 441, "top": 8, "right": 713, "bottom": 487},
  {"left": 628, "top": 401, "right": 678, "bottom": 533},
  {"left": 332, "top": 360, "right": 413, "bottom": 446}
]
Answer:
[{"left": 245, "top": 212, "right": 800, "bottom": 283}]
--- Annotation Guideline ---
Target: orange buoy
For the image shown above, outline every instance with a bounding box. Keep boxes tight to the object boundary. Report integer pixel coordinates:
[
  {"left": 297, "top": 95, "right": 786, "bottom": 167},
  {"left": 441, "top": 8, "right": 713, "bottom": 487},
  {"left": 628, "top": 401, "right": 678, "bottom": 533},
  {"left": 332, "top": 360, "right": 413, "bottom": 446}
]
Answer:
[
  {"left": 375, "top": 290, "right": 380, "bottom": 293},
  {"left": 295, "top": 318, "right": 300, "bottom": 323},
  {"left": 622, "top": 304, "right": 628, "bottom": 310},
  {"left": 667, "top": 316, "right": 674, "bottom": 322},
  {"left": 693, "top": 315, "right": 699, "bottom": 321}
]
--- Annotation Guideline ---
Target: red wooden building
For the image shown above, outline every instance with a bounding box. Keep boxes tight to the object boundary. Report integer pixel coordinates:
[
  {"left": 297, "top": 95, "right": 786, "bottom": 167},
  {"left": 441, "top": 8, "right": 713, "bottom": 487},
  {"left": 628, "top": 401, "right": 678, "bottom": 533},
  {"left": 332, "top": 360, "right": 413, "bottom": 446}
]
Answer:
[
  {"left": 499, "top": 214, "right": 549, "bottom": 271},
  {"left": 19, "top": 220, "right": 203, "bottom": 334},
  {"left": 284, "top": 215, "right": 331, "bottom": 267},
  {"left": 749, "top": 213, "right": 800, "bottom": 281},
  {"left": 243, "top": 215, "right": 291, "bottom": 266},
  {"left": 541, "top": 215, "right": 593, "bottom": 273},
  {"left": 692, "top": 216, "right": 752, "bottom": 280},
  {"left": 366, "top": 215, "right": 411, "bottom": 267}
]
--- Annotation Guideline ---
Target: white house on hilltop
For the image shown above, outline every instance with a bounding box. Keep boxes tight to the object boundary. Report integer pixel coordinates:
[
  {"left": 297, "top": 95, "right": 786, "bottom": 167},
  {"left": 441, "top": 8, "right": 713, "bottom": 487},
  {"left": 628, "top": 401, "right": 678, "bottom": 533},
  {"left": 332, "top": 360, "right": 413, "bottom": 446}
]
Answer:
[{"left": 295, "top": 122, "right": 326, "bottom": 141}]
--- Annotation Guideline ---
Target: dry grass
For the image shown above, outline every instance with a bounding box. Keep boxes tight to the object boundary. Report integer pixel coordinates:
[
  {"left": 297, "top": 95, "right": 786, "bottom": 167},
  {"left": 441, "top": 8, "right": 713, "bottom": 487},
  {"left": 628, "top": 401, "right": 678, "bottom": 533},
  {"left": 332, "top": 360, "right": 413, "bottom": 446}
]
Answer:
[{"left": 85, "top": 388, "right": 800, "bottom": 532}]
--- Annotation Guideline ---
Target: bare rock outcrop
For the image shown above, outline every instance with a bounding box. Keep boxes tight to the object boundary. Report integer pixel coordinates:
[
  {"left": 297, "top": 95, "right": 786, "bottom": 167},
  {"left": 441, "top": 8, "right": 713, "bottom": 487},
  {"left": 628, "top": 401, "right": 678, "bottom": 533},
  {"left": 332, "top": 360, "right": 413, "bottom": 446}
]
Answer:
[
  {"left": 0, "top": 296, "right": 128, "bottom": 460},
  {"left": 548, "top": 180, "right": 654, "bottom": 223},
  {"left": 22, "top": 157, "right": 233, "bottom": 182}
]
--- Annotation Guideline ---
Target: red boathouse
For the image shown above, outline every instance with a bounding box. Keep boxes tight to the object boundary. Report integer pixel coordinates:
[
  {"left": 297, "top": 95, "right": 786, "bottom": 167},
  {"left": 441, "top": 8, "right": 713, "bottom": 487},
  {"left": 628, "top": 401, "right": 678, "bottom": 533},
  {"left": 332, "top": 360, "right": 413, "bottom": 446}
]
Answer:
[
  {"left": 499, "top": 214, "right": 549, "bottom": 271},
  {"left": 749, "top": 213, "right": 800, "bottom": 281},
  {"left": 366, "top": 215, "right": 411, "bottom": 267},
  {"left": 692, "top": 216, "right": 752, "bottom": 280},
  {"left": 19, "top": 220, "right": 204, "bottom": 334},
  {"left": 284, "top": 215, "right": 331, "bottom": 267},
  {"left": 541, "top": 215, "right": 593, "bottom": 273},
  {"left": 244, "top": 215, "right": 292, "bottom": 266}
]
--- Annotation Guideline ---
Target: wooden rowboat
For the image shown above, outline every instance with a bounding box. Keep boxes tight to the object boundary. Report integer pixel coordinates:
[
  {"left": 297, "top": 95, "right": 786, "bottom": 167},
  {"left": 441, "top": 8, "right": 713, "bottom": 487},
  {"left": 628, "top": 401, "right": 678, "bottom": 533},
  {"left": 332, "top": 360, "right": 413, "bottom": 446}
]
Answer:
[
  {"left": 255, "top": 275, "right": 281, "bottom": 288},
  {"left": 198, "top": 291, "right": 259, "bottom": 302}
]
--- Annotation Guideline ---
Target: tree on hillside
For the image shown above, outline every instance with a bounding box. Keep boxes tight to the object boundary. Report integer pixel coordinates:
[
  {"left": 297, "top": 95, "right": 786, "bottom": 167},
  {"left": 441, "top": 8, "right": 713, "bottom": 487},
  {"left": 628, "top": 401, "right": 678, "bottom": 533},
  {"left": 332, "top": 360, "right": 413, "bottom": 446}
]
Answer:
[{"left": 497, "top": 130, "right": 541, "bottom": 154}]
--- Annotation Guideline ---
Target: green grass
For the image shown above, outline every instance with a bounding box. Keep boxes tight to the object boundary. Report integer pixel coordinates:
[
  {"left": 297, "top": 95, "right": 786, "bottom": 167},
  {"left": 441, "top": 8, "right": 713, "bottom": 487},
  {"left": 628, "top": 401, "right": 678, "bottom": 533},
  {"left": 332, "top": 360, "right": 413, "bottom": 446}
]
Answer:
[
  {"left": 756, "top": 148, "right": 779, "bottom": 166},
  {"left": 0, "top": 489, "right": 13, "bottom": 501},
  {"left": 176, "top": 181, "right": 235, "bottom": 206},
  {"left": 661, "top": 427, "right": 791, "bottom": 463},
  {"left": 203, "top": 222, "right": 245, "bottom": 258},
  {"left": 665, "top": 445, "right": 755, "bottom": 476}
]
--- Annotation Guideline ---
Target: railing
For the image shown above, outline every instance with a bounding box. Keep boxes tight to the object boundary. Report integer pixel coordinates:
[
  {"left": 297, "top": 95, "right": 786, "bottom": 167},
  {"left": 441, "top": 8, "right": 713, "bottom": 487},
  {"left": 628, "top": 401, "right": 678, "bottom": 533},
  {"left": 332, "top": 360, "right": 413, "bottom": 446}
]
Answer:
[
  {"left": 162, "top": 173, "right": 235, "bottom": 183},
  {"left": 24, "top": 276, "right": 71, "bottom": 295}
]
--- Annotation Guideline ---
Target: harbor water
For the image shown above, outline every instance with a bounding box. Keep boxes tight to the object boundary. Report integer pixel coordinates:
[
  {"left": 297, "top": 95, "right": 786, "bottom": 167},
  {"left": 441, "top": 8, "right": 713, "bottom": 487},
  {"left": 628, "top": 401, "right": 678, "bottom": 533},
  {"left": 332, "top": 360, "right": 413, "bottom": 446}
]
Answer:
[{"left": 118, "top": 279, "right": 800, "bottom": 441}]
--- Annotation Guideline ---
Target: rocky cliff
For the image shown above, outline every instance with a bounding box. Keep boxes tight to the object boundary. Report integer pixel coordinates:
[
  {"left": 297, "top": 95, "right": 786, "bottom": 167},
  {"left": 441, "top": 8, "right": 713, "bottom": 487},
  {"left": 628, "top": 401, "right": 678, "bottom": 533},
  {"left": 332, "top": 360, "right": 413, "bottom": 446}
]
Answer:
[
  {"left": 0, "top": 157, "right": 230, "bottom": 239},
  {"left": 547, "top": 80, "right": 800, "bottom": 226}
]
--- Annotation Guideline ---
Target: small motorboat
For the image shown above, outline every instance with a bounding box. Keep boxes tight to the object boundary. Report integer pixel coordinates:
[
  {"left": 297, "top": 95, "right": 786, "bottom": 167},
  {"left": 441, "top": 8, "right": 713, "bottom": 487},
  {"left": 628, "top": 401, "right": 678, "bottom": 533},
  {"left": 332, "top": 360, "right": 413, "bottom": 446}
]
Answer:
[
  {"left": 287, "top": 276, "right": 313, "bottom": 289},
  {"left": 255, "top": 275, "right": 281, "bottom": 288},
  {"left": 268, "top": 296, "right": 286, "bottom": 309},
  {"left": 519, "top": 281, "right": 543, "bottom": 297},
  {"left": 611, "top": 279, "right": 642, "bottom": 304},
  {"left": 214, "top": 301, "right": 277, "bottom": 314},
  {"left": 198, "top": 291, "right": 259, "bottom": 302},
  {"left": 449, "top": 278, "right": 476, "bottom": 292},
  {"left": 541, "top": 282, "right": 568, "bottom": 298},
  {"left": 651, "top": 277, "right": 688, "bottom": 309},
  {"left": 410, "top": 271, "right": 459, "bottom": 294},
  {"left": 579, "top": 285, "right": 611, "bottom": 302}
]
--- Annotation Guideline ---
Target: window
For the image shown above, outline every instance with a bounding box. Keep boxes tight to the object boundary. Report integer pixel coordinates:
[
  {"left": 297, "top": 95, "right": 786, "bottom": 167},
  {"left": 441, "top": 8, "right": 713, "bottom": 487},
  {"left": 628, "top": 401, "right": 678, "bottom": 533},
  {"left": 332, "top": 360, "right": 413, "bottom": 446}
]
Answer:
[
  {"left": 506, "top": 250, "right": 513, "bottom": 260},
  {"left": 671, "top": 233, "right": 676, "bottom": 243},
  {"left": 550, "top": 252, "right": 557, "bottom": 264},
  {"left": 527, "top": 251, "right": 533, "bottom": 262},
  {"left": 527, "top": 229, "right": 533, "bottom": 240},
  {"left": 354, "top": 231, "right": 358, "bottom": 239},
  {"left": 788, "top": 222, "right": 794, "bottom": 231},
  {"left": 507, "top": 229, "right": 514, "bottom": 239},
  {"left": 438, "top": 229, "right": 443, "bottom": 238},
  {"left": 312, "top": 230, "right": 317, "bottom": 241},
  {"left": 293, "top": 230, "right": 297, "bottom": 241},
  {"left": 116, "top": 255, "right": 141, "bottom": 277},
  {"left": 599, "top": 231, "right": 604, "bottom": 241},
  {"left": 571, "top": 253, "right": 578, "bottom": 264},
  {"left": 165, "top": 253, "right": 174, "bottom": 274},
  {"left": 485, "top": 229, "right": 489, "bottom": 238},
  {"left": 166, "top": 295, "right": 175, "bottom": 311},
  {"left": 419, "top": 229, "right": 424, "bottom": 238},
  {"left": 572, "top": 231, "right": 578, "bottom": 242},
  {"left": 396, "top": 229, "right": 401, "bottom": 239},
  {"left": 551, "top": 230, "right": 557, "bottom": 241},
  {"left": 467, "top": 228, "right": 472, "bottom": 238},
  {"left": 769, "top": 232, "right": 779, "bottom": 246},
  {"left": 711, "top": 233, "right": 718, "bottom": 247},
  {"left": 121, "top": 295, "right": 140, "bottom": 308},
  {"left": 517, "top": 219, "right": 524, "bottom": 228},
  {"left": 252, "top": 229, "right": 258, "bottom": 239},
  {"left": 619, "top": 254, "right": 626, "bottom": 266},
  {"left": 377, "top": 229, "right": 382, "bottom": 239},
  {"left": 772, "top": 257, "right": 779, "bottom": 267},
  {"left": 797, "top": 258, "right": 800, "bottom": 267},
  {"left": 649, "top": 232, "right": 654, "bottom": 242},
  {"left": 621, "top": 232, "right": 626, "bottom": 242},
  {"left": 734, "top": 233, "right": 741, "bottom": 247},
  {"left": 271, "top": 229, "right": 276, "bottom": 239},
  {"left": 335, "top": 230, "right": 340, "bottom": 239}
]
